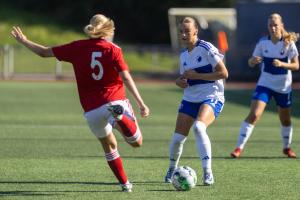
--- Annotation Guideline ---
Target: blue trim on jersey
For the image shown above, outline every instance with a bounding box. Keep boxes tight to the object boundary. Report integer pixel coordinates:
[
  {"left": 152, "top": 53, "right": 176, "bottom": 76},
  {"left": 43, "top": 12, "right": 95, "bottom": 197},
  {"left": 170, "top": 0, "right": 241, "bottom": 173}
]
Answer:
[
  {"left": 187, "top": 64, "right": 215, "bottom": 86},
  {"left": 195, "top": 40, "right": 212, "bottom": 50},
  {"left": 187, "top": 79, "right": 215, "bottom": 85},
  {"left": 181, "top": 40, "right": 212, "bottom": 53},
  {"left": 194, "top": 64, "right": 213, "bottom": 73},
  {"left": 263, "top": 57, "right": 288, "bottom": 75},
  {"left": 178, "top": 99, "right": 223, "bottom": 119},
  {"left": 198, "top": 44, "right": 210, "bottom": 51},
  {"left": 196, "top": 41, "right": 212, "bottom": 51},
  {"left": 252, "top": 86, "right": 292, "bottom": 108}
]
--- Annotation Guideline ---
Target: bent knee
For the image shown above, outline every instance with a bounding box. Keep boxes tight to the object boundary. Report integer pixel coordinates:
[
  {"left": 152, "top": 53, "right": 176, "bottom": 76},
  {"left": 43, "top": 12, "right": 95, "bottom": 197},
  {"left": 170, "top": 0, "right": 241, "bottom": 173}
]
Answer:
[{"left": 246, "top": 112, "right": 262, "bottom": 124}]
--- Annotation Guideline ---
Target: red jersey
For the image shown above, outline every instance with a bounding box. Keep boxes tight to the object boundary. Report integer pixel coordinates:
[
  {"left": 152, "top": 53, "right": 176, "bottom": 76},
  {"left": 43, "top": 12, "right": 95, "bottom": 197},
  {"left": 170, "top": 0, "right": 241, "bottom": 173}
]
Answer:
[{"left": 52, "top": 39, "right": 128, "bottom": 112}]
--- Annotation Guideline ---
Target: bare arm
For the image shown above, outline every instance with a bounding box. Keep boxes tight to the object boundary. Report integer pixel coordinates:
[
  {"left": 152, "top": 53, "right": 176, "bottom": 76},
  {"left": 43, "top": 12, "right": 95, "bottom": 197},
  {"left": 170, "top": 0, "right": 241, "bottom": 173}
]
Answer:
[
  {"left": 248, "top": 56, "right": 263, "bottom": 67},
  {"left": 175, "top": 75, "right": 188, "bottom": 88},
  {"left": 11, "top": 26, "right": 54, "bottom": 57},
  {"left": 182, "top": 61, "right": 228, "bottom": 81},
  {"left": 120, "top": 71, "right": 150, "bottom": 117},
  {"left": 273, "top": 56, "right": 299, "bottom": 71}
]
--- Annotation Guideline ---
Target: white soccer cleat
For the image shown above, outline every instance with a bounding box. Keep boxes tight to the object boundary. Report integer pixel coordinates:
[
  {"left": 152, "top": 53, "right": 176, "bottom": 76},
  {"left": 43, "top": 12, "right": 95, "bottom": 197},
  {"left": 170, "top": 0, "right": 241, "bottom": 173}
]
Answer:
[
  {"left": 164, "top": 167, "right": 175, "bottom": 183},
  {"left": 203, "top": 172, "right": 214, "bottom": 186},
  {"left": 120, "top": 181, "right": 133, "bottom": 192},
  {"left": 107, "top": 104, "right": 124, "bottom": 121}
]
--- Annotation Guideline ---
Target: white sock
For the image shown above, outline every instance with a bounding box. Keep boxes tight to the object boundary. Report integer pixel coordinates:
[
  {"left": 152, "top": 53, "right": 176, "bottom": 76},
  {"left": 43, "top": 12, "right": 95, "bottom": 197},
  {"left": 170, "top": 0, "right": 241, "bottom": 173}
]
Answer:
[
  {"left": 193, "top": 121, "right": 212, "bottom": 170},
  {"left": 281, "top": 126, "right": 293, "bottom": 149},
  {"left": 169, "top": 132, "right": 187, "bottom": 169},
  {"left": 236, "top": 121, "right": 254, "bottom": 149}
]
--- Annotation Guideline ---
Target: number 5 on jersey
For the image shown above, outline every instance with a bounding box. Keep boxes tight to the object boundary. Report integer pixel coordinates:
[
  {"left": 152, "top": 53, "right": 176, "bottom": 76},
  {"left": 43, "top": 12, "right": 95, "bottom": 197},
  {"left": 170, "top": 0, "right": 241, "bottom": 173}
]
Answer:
[{"left": 91, "top": 52, "right": 104, "bottom": 80}]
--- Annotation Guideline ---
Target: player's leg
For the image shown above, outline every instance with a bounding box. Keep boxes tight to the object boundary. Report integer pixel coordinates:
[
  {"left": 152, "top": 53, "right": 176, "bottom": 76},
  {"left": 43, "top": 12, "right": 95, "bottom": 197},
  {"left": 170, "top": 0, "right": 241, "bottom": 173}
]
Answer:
[
  {"left": 193, "top": 100, "right": 222, "bottom": 186},
  {"left": 275, "top": 91, "right": 296, "bottom": 158},
  {"left": 231, "top": 86, "right": 270, "bottom": 158},
  {"left": 108, "top": 100, "right": 142, "bottom": 147},
  {"left": 278, "top": 107, "right": 296, "bottom": 158},
  {"left": 98, "top": 134, "right": 132, "bottom": 192},
  {"left": 165, "top": 111, "right": 194, "bottom": 183},
  {"left": 84, "top": 106, "right": 132, "bottom": 192}
]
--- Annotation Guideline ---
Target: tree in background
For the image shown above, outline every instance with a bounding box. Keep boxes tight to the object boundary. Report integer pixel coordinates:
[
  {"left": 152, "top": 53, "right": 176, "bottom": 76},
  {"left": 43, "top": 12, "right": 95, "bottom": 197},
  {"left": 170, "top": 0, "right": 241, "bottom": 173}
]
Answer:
[{"left": 1, "top": 0, "right": 234, "bottom": 43}]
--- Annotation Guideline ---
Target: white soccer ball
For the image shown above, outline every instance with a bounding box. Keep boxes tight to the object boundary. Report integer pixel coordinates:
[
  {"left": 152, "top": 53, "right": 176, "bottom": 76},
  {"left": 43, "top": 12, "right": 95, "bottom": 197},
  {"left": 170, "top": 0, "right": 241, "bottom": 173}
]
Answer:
[{"left": 171, "top": 166, "right": 197, "bottom": 191}]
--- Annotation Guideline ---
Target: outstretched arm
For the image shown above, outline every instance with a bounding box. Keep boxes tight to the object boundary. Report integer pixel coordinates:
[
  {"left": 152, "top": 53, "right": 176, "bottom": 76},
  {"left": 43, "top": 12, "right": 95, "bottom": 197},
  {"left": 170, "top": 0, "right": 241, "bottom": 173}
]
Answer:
[
  {"left": 120, "top": 70, "right": 150, "bottom": 118},
  {"left": 11, "top": 26, "right": 54, "bottom": 57}
]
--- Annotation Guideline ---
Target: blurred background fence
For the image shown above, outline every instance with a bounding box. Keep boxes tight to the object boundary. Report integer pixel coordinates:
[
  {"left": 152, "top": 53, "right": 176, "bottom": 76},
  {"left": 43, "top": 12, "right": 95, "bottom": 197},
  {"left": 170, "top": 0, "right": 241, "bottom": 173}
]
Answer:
[
  {"left": 0, "top": 44, "right": 179, "bottom": 80},
  {"left": 1, "top": 0, "right": 300, "bottom": 82}
]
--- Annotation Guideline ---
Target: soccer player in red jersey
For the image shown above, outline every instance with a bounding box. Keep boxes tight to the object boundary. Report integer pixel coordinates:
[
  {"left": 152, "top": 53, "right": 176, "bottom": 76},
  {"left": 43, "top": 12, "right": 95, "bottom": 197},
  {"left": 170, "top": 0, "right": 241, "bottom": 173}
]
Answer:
[{"left": 11, "top": 14, "right": 150, "bottom": 192}]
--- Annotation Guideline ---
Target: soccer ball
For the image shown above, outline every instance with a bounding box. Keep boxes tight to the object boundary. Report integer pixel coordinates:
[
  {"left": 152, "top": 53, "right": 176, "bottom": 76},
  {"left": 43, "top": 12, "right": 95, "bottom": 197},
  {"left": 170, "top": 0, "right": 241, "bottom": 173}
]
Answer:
[{"left": 171, "top": 166, "right": 197, "bottom": 191}]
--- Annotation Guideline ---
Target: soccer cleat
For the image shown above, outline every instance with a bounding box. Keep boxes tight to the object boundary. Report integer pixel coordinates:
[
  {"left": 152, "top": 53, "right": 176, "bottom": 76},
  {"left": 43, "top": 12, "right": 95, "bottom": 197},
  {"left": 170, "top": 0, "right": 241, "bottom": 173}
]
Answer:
[
  {"left": 283, "top": 148, "right": 296, "bottom": 158},
  {"left": 120, "top": 181, "right": 133, "bottom": 192},
  {"left": 203, "top": 172, "right": 214, "bottom": 186},
  {"left": 107, "top": 104, "right": 124, "bottom": 121},
  {"left": 230, "top": 148, "right": 242, "bottom": 158},
  {"left": 164, "top": 167, "right": 175, "bottom": 183}
]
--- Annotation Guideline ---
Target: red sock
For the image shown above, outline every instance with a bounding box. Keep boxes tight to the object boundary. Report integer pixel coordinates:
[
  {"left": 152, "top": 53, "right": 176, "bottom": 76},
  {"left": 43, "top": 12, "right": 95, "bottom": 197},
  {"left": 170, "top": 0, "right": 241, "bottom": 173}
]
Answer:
[
  {"left": 117, "top": 115, "right": 137, "bottom": 137},
  {"left": 105, "top": 150, "right": 127, "bottom": 184}
]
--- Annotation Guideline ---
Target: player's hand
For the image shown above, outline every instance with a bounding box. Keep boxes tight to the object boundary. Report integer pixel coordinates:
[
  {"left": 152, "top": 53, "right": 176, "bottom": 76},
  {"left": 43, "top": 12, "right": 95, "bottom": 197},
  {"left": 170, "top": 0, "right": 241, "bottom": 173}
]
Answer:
[
  {"left": 183, "top": 70, "right": 199, "bottom": 80},
  {"left": 139, "top": 104, "right": 150, "bottom": 118},
  {"left": 175, "top": 76, "right": 188, "bottom": 88},
  {"left": 11, "top": 26, "right": 27, "bottom": 43},
  {"left": 248, "top": 56, "right": 262, "bottom": 67},
  {"left": 273, "top": 59, "right": 283, "bottom": 67}
]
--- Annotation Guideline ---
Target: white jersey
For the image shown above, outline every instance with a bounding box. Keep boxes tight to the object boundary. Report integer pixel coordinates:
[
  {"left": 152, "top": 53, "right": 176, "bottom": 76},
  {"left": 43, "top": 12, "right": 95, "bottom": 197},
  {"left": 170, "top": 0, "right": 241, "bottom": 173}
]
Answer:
[
  {"left": 253, "top": 36, "right": 299, "bottom": 93},
  {"left": 179, "top": 40, "right": 225, "bottom": 103}
]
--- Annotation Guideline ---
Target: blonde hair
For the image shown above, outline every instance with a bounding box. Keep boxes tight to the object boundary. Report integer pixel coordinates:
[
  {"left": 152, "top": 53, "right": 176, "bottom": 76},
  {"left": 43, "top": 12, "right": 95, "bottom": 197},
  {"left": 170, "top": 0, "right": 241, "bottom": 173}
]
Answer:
[
  {"left": 84, "top": 14, "right": 115, "bottom": 39},
  {"left": 268, "top": 13, "right": 299, "bottom": 46}
]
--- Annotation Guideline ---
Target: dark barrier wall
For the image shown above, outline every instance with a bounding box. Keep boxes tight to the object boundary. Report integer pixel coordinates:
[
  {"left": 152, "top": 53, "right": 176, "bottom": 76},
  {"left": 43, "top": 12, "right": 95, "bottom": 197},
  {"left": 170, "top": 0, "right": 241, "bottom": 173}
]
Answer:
[{"left": 233, "top": 1, "right": 300, "bottom": 81}]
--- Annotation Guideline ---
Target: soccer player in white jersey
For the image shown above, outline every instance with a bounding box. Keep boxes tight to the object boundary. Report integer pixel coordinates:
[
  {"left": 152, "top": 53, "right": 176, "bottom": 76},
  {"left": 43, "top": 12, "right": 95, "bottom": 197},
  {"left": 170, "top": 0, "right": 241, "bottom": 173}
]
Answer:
[
  {"left": 231, "top": 13, "right": 299, "bottom": 158},
  {"left": 164, "top": 17, "right": 228, "bottom": 185}
]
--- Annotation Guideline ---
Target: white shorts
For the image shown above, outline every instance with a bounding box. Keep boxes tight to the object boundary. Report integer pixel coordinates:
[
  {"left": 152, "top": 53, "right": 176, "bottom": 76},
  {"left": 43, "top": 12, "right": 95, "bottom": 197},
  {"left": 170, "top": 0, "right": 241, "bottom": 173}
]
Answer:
[{"left": 84, "top": 99, "right": 136, "bottom": 139}]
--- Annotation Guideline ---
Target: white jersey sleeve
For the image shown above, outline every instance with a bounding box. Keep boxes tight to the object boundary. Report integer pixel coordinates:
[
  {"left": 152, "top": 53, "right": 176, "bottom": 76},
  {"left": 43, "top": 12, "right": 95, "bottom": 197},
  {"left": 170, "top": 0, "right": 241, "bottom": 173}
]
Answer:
[
  {"left": 287, "top": 42, "right": 299, "bottom": 60},
  {"left": 206, "top": 44, "right": 224, "bottom": 68}
]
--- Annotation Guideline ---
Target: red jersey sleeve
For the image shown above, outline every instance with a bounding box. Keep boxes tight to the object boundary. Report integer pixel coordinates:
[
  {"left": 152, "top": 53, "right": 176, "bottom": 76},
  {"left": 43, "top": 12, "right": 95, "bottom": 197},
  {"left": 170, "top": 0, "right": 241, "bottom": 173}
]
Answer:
[
  {"left": 113, "top": 47, "right": 129, "bottom": 72},
  {"left": 52, "top": 41, "right": 78, "bottom": 63}
]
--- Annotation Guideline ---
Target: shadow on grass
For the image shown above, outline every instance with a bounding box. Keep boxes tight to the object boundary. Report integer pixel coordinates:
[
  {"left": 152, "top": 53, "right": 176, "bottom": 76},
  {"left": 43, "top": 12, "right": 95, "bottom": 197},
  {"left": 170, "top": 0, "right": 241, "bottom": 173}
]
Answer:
[
  {"left": 147, "top": 189, "right": 175, "bottom": 192},
  {"left": 0, "top": 181, "right": 126, "bottom": 197},
  {"left": 0, "top": 181, "right": 117, "bottom": 185},
  {"left": 0, "top": 191, "right": 63, "bottom": 197},
  {"left": 0, "top": 189, "right": 122, "bottom": 197},
  {"left": 0, "top": 181, "right": 173, "bottom": 195}
]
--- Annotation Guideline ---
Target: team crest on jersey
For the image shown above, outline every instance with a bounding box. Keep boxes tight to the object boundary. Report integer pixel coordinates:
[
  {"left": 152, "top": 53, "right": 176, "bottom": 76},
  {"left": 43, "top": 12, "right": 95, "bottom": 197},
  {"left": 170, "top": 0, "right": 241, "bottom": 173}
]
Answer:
[
  {"left": 197, "top": 56, "right": 202, "bottom": 62},
  {"left": 183, "top": 62, "right": 187, "bottom": 66},
  {"left": 264, "top": 49, "right": 268, "bottom": 53}
]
